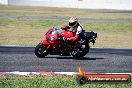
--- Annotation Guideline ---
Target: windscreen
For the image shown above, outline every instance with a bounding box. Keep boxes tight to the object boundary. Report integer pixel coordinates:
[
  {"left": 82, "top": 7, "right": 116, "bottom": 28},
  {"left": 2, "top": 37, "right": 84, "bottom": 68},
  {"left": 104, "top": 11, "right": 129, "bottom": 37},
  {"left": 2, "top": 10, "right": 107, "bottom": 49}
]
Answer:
[{"left": 51, "top": 27, "right": 62, "bottom": 35}]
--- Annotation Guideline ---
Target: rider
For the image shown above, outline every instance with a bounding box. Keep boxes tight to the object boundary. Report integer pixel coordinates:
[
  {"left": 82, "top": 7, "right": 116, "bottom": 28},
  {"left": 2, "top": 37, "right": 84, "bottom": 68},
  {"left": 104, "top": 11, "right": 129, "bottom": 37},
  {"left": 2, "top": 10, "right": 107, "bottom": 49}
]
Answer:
[{"left": 61, "top": 17, "right": 84, "bottom": 42}]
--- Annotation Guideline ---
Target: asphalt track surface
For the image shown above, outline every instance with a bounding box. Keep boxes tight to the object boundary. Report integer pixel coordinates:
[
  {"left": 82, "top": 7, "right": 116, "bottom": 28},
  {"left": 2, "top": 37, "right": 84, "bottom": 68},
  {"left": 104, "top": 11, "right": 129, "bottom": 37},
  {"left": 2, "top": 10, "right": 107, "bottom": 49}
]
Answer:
[
  {"left": 0, "top": 15, "right": 132, "bottom": 22},
  {"left": 0, "top": 46, "right": 132, "bottom": 73}
]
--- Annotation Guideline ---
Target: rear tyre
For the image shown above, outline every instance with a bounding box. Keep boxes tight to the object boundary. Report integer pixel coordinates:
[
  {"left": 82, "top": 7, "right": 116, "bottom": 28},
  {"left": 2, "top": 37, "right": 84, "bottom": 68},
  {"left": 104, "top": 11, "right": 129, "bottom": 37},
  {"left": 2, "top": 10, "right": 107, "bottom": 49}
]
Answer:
[
  {"left": 34, "top": 43, "right": 48, "bottom": 58},
  {"left": 81, "top": 44, "right": 90, "bottom": 56},
  {"left": 71, "top": 44, "right": 90, "bottom": 58}
]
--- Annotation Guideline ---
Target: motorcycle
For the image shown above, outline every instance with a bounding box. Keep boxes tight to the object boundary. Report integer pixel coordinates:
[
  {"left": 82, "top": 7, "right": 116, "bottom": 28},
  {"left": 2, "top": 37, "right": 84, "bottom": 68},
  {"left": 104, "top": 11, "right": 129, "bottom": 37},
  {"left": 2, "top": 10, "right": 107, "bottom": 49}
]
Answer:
[{"left": 34, "top": 26, "right": 97, "bottom": 58}]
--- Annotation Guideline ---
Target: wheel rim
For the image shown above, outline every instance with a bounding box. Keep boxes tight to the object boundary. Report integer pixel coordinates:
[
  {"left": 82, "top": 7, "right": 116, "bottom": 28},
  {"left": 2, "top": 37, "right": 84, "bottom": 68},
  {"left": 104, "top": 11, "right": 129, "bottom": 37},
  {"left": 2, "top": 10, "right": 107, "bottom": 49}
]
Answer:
[
  {"left": 81, "top": 45, "right": 86, "bottom": 52},
  {"left": 71, "top": 46, "right": 79, "bottom": 56},
  {"left": 37, "top": 45, "right": 47, "bottom": 55},
  {"left": 71, "top": 50, "right": 78, "bottom": 55},
  {"left": 71, "top": 44, "right": 89, "bottom": 57}
]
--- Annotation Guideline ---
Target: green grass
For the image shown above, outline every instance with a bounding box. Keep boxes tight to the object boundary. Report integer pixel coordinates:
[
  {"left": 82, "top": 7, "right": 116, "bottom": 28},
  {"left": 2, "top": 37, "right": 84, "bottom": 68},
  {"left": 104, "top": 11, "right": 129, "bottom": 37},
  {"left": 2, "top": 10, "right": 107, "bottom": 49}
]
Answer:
[
  {"left": 0, "top": 5, "right": 132, "bottom": 48},
  {"left": 0, "top": 5, "right": 132, "bottom": 88},
  {"left": 0, "top": 18, "right": 65, "bottom": 46},
  {"left": 0, "top": 18, "right": 132, "bottom": 48},
  {"left": 0, "top": 75, "right": 132, "bottom": 88}
]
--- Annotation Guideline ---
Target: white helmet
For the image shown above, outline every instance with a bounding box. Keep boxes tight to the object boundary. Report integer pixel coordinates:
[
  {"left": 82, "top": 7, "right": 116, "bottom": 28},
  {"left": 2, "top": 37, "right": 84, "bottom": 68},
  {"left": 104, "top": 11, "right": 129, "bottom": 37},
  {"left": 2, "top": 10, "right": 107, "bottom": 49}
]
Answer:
[{"left": 68, "top": 17, "right": 78, "bottom": 28}]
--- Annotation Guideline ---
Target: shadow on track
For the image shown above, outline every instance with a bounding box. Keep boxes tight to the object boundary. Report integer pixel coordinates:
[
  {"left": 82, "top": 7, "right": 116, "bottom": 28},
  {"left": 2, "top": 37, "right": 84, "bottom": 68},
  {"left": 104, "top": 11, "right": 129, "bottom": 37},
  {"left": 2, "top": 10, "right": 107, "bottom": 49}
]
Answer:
[{"left": 46, "top": 56, "right": 104, "bottom": 60}]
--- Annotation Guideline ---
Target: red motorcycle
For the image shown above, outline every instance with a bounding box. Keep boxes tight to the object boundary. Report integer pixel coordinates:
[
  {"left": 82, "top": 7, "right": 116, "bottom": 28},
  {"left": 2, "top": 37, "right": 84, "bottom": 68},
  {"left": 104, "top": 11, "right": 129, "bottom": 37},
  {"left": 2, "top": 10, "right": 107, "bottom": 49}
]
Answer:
[{"left": 34, "top": 27, "right": 97, "bottom": 58}]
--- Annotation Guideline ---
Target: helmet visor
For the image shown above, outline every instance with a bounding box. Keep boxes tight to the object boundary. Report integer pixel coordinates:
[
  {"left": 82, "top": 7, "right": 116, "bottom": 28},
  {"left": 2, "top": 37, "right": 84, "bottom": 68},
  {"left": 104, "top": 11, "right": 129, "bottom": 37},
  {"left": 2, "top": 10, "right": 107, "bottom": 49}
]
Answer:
[{"left": 69, "top": 21, "right": 77, "bottom": 27}]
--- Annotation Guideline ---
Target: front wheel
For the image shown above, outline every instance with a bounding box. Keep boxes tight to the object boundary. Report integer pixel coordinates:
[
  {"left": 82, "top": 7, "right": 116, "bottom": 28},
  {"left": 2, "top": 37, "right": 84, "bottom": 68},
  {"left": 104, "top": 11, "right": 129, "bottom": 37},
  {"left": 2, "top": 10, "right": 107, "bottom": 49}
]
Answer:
[
  {"left": 34, "top": 43, "right": 48, "bottom": 58},
  {"left": 71, "top": 44, "right": 90, "bottom": 58}
]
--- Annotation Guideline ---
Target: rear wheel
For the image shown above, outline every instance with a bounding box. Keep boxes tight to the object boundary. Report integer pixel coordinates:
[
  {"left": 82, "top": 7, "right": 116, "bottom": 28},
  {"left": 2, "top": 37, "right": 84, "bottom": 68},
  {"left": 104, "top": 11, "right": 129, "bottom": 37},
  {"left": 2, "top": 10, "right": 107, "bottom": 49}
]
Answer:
[
  {"left": 34, "top": 43, "right": 48, "bottom": 58},
  {"left": 71, "top": 44, "right": 90, "bottom": 58},
  {"left": 81, "top": 44, "right": 90, "bottom": 56}
]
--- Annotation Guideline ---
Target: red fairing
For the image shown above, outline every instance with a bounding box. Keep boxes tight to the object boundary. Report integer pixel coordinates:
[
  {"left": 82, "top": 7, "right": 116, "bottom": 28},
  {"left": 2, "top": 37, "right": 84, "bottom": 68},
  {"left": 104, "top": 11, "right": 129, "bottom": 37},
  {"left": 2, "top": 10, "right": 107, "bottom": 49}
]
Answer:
[
  {"left": 62, "top": 30, "right": 74, "bottom": 38},
  {"left": 40, "top": 26, "right": 79, "bottom": 49},
  {"left": 41, "top": 40, "right": 49, "bottom": 45},
  {"left": 45, "top": 27, "right": 54, "bottom": 39},
  {"left": 69, "top": 36, "right": 78, "bottom": 41},
  {"left": 61, "top": 30, "right": 78, "bottom": 41},
  {"left": 41, "top": 40, "right": 51, "bottom": 49}
]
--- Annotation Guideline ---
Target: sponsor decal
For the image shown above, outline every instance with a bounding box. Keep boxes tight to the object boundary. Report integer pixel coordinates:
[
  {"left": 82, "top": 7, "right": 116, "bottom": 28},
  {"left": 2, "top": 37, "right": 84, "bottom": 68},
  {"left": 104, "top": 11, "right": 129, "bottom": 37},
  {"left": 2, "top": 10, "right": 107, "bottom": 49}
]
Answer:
[{"left": 76, "top": 66, "right": 131, "bottom": 85}]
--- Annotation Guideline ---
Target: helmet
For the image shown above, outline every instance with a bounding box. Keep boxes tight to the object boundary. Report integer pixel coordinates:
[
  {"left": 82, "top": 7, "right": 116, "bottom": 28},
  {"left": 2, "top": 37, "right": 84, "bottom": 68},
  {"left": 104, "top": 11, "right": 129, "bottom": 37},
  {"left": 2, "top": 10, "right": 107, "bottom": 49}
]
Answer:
[{"left": 68, "top": 17, "right": 78, "bottom": 28}]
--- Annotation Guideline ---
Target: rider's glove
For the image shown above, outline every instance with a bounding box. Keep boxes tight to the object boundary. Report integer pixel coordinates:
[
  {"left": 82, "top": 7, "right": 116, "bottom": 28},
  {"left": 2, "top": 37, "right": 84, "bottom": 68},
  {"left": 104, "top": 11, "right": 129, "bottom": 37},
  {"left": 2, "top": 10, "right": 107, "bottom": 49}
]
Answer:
[
  {"left": 66, "top": 38, "right": 71, "bottom": 41},
  {"left": 67, "top": 38, "right": 70, "bottom": 40},
  {"left": 60, "top": 37, "right": 70, "bottom": 42},
  {"left": 62, "top": 37, "right": 66, "bottom": 41}
]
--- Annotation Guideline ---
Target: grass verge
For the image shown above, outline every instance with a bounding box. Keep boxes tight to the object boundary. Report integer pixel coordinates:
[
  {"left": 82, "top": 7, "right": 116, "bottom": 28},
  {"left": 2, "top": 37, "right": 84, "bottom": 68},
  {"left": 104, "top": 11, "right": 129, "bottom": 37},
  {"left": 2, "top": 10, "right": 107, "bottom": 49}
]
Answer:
[
  {"left": 0, "top": 5, "right": 132, "bottom": 48},
  {"left": 0, "top": 75, "right": 132, "bottom": 88},
  {"left": 0, "top": 18, "right": 132, "bottom": 48}
]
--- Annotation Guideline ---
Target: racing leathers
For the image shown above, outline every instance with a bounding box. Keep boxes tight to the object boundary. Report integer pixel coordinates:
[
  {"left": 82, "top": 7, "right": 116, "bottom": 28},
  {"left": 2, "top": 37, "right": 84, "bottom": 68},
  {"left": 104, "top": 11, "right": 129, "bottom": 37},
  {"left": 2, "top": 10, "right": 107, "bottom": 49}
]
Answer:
[{"left": 61, "top": 23, "right": 84, "bottom": 42}]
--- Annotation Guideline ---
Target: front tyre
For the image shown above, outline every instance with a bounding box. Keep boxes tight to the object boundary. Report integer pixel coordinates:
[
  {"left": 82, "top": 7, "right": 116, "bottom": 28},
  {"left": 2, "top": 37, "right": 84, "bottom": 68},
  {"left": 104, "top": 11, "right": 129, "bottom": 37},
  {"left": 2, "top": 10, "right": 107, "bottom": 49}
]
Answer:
[{"left": 34, "top": 43, "right": 48, "bottom": 58}]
